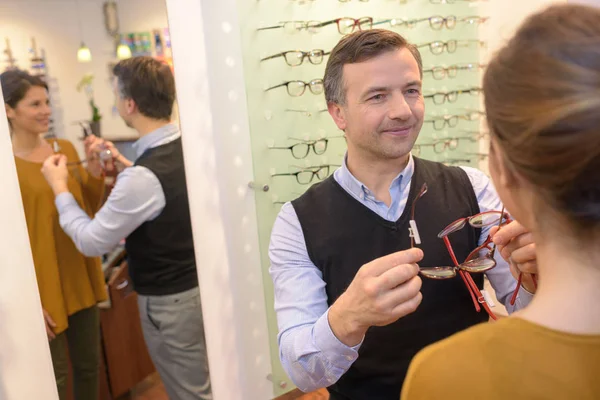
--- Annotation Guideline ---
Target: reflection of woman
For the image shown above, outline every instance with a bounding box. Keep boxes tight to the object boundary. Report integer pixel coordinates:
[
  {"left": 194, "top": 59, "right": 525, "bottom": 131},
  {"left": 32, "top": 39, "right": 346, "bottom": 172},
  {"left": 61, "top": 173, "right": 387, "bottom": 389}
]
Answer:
[
  {"left": 1, "top": 70, "right": 107, "bottom": 400},
  {"left": 401, "top": 4, "right": 600, "bottom": 399}
]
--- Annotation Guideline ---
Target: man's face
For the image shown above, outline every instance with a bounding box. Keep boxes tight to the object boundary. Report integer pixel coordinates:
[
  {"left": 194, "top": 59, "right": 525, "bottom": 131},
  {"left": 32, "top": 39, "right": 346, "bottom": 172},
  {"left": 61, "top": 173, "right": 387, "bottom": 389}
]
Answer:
[
  {"left": 113, "top": 77, "right": 133, "bottom": 128},
  {"left": 329, "top": 48, "right": 425, "bottom": 162}
]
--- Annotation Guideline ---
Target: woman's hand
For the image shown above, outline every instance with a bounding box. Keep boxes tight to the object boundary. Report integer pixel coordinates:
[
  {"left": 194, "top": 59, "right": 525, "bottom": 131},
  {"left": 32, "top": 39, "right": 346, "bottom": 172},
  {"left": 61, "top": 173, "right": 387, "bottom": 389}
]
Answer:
[
  {"left": 41, "top": 154, "right": 69, "bottom": 195},
  {"left": 491, "top": 221, "right": 538, "bottom": 293},
  {"left": 43, "top": 309, "right": 57, "bottom": 341}
]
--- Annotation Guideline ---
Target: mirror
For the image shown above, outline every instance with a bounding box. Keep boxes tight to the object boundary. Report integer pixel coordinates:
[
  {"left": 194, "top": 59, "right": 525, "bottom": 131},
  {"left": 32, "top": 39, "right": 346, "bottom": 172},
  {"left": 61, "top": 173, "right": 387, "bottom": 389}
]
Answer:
[{"left": 0, "top": 1, "right": 211, "bottom": 399}]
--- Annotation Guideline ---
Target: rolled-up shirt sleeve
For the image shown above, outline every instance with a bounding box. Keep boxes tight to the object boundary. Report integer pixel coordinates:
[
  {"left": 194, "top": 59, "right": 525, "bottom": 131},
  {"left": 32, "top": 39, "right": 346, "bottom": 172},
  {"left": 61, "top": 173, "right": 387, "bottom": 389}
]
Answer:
[
  {"left": 55, "top": 166, "right": 166, "bottom": 257},
  {"left": 269, "top": 202, "right": 362, "bottom": 392}
]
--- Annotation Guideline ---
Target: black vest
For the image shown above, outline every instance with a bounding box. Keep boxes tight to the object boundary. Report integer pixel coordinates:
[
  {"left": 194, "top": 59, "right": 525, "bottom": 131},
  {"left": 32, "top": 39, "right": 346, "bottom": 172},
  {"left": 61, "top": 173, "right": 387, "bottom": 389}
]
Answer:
[
  {"left": 292, "top": 157, "right": 488, "bottom": 400},
  {"left": 125, "top": 137, "right": 198, "bottom": 296}
]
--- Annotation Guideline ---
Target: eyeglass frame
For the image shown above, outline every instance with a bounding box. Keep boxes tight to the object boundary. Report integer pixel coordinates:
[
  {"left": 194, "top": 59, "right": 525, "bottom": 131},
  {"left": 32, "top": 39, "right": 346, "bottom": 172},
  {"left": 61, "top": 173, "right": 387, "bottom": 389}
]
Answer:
[
  {"left": 412, "top": 143, "right": 435, "bottom": 157},
  {"left": 417, "top": 40, "right": 485, "bottom": 55},
  {"left": 269, "top": 139, "right": 329, "bottom": 159},
  {"left": 461, "top": 16, "right": 490, "bottom": 25},
  {"left": 265, "top": 79, "right": 324, "bottom": 97},
  {"left": 424, "top": 112, "right": 484, "bottom": 130},
  {"left": 271, "top": 164, "right": 340, "bottom": 185},
  {"left": 425, "top": 115, "right": 460, "bottom": 130},
  {"left": 372, "top": 18, "right": 420, "bottom": 29},
  {"left": 428, "top": 15, "right": 458, "bottom": 30},
  {"left": 260, "top": 49, "right": 331, "bottom": 66},
  {"left": 317, "top": 17, "right": 373, "bottom": 34},
  {"left": 424, "top": 87, "right": 482, "bottom": 105},
  {"left": 256, "top": 20, "right": 322, "bottom": 33},
  {"left": 424, "top": 63, "right": 487, "bottom": 80},
  {"left": 409, "top": 187, "right": 509, "bottom": 320}
]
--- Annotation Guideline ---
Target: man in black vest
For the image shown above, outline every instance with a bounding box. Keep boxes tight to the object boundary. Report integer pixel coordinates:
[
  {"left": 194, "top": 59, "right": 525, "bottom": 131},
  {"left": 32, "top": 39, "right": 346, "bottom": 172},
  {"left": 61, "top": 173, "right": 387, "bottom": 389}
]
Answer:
[
  {"left": 268, "top": 30, "right": 539, "bottom": 399},
  {"left": 42, "top": 57, "right": 211, "bottom": 400}
]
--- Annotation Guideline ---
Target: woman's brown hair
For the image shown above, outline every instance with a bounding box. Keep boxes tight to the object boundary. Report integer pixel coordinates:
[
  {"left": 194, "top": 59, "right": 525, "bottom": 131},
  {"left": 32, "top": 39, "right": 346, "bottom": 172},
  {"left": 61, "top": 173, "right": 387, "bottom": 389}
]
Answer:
[
  {"left": 1, "top": 69, "right": 47, "bottom": 109},
  {"left": 483, "top": 4, "right": 600, "bottom": 235}
]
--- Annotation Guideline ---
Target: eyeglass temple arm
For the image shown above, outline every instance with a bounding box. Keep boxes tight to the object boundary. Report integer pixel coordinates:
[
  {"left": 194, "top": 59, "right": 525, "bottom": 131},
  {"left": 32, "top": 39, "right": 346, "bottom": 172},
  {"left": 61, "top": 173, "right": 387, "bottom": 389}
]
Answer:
[
  {"left": 260, "top": 53, "right": 285, "bottom": 62},
  {"left": 314, "top": 19, "right": 337, "bottom": 28},
  {"left": 264, "top": 82, "right": 289, "bottom": 92},
  {"left": 271, "top": 172, "right": 297, "bottom": 177},
  {"left": 372, "top": 19, "right": 392, "bottom": 26},
  {"left": 489, "top": 207, "right": 507, "bottom": 258},
  {"left": 463, "top": 271, "right": 497, "bottom": 320},
  {"left": 442, "top": 236, "right": 481, "bottom": 312},
  {"left": 256, "top": 24, "right": 284, "bottom": 31}
]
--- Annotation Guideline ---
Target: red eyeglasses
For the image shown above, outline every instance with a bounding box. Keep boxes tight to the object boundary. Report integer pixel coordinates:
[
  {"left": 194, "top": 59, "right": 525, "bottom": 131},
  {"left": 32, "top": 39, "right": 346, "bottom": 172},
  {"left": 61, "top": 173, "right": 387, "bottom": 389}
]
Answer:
[
  {"left": 510, "top": 264, "right": 538, "bottom": 305},
  {"left": 409, "top": 183, "right": 509, "bottom": 320}
]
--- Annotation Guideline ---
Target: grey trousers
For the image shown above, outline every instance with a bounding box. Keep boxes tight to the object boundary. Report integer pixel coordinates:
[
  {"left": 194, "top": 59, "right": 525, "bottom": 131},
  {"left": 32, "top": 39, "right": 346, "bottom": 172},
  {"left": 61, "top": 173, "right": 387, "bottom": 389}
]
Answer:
[{"left": 137, "top": 287, "right": 212, "bottom": 400}]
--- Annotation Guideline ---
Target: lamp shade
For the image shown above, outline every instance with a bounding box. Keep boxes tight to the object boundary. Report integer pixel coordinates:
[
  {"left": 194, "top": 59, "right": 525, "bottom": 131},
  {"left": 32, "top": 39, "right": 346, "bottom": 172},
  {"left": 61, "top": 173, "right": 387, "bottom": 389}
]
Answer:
[
  {"left": 116, "top": 42, "right": 132, "bottom": 60},
  {"left": 77, "top": 42, "right": 92, "bottom": 62}
]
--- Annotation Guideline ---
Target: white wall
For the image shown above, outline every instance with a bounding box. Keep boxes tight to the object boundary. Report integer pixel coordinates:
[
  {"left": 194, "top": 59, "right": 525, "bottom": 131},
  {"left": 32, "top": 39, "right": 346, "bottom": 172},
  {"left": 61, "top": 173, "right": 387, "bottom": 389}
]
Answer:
[
  {"left": 0, "top": 0, "right": 170, "bottom": 153},
  {"left": 166, "top": 0, "right": 274, "bottom": 398},
  {"left": 479, "top": 0, "right": 567, "bottom": 55},
  {"left": 475, "top": 0, "right": 567, "bottom": 175},
  {"left": 0, "top": 68, "right": 58, "bottom": 400}
]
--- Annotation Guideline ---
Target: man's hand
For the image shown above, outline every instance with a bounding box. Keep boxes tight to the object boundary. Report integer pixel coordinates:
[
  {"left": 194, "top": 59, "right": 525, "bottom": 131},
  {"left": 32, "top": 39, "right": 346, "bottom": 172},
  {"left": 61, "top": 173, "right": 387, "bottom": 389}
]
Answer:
[
  {"left": 328, "top": 248, "right": 424, "bottom": 346},
  {"left": 491, "top": 221, "right": 537, "bottom": 293},
  {"left": 84, "top": 135, "right": 132, "bottom": 171},
  {"left": 83, "top": 135, "right": 106, "bottom": 177},
  {"left": 41, "top": 154, "right": 69, "bottom": 195},
  {"left": 43, "top": 309, "right": 57, "bottom": 341}
]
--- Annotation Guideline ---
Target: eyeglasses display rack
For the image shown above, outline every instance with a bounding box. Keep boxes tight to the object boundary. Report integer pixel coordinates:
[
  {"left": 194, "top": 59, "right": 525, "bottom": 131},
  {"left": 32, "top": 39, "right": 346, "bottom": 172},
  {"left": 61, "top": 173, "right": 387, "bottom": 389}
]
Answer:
[{"left": 235, "top": 0, "right": 487, "bottom": 394}]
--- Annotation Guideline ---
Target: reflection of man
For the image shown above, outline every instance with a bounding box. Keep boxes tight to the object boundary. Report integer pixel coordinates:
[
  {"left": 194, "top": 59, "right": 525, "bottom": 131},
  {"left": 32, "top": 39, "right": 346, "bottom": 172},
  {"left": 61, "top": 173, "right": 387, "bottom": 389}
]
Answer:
[
  {"left": 42, "top": 56, "right": 211, "bottom": 400},
  {"left": 269, "top": 30, "right": 538, "bottom": 399}
]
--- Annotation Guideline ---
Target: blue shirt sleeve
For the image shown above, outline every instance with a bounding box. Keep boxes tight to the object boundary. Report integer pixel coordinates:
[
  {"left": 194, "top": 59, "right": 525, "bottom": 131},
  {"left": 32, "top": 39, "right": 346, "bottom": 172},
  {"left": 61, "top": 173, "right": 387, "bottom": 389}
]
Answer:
[
  {"left": 269, "top": 202, "right": 362, "bottom": 392},
  {"left": 55, "top": 166, "right": 166, "bottom": 257}
]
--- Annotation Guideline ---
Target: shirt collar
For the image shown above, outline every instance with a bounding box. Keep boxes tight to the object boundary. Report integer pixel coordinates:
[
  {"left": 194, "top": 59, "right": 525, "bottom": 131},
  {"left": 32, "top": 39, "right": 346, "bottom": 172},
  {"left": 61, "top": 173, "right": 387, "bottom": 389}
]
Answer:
[
  {"left": 132, "top": 123, "right": 180, "bottom": 159},
  {"left": 337, "top": 153, "right": 415, "bottom": 200}
]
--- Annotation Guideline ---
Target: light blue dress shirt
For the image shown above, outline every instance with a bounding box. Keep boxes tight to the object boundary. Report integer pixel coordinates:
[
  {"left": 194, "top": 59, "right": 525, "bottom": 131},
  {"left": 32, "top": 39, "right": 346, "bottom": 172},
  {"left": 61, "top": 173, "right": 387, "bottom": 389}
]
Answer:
[
  {"left": 268, "top": 154, "right": 533, "bottom": 393},
  {"left": 55, "top": 124, "right": 181, "bottom": 257}
]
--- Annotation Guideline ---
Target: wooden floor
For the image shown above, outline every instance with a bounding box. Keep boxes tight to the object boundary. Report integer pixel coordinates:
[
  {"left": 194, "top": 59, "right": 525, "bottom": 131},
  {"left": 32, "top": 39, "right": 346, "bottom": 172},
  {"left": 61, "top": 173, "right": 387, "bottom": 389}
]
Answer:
[
  {"left": 127, "top": 373, "right": 328, "bottom": 400},
  {"left": 275, "top": 388, "right": 329, "bottom": 400}
]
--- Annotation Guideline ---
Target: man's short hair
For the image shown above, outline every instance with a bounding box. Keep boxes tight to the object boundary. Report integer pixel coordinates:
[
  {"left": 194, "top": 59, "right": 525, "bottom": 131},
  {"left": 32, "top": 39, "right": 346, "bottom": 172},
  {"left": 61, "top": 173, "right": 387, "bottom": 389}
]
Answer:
[
  {"left": 113, "top": 56, "right": 176, "bottom": 120},
  {"left": 324, "top": 29, "right": 423, "bottom": 105}
]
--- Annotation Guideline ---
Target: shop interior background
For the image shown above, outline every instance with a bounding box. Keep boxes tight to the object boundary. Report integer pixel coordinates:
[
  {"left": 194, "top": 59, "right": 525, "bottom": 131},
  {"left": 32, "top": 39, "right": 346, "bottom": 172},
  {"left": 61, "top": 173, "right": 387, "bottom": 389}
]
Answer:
[
  {"left": 0, "top": 0, "right": 597, "bottom": 399},
  {"left": 0, "top": 0, "right": 171, "bottom": 156}
]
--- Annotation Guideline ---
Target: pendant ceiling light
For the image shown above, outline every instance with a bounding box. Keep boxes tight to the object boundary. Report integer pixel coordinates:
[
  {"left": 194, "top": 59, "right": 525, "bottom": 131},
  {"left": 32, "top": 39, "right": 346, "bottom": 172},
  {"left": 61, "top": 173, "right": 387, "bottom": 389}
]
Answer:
[
  {"left": 75, "top": 0, "right": 92, "bottom": 62},
  {"left": 116, "top": 41, "right": 132, "bottom": 59},
  {"left": 77, "top": 42, "right": 92, "bottom": 62}
]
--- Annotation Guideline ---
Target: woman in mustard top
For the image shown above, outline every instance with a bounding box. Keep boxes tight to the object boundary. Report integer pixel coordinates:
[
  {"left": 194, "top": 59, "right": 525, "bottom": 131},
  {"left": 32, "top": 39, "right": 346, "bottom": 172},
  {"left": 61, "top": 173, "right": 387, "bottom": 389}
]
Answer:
[
  {"left": 1, "top": 70, "right": 107, "bottom": 400},
  {"left": 402, "top": 4, "right": 600, "bottom": 400}
]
